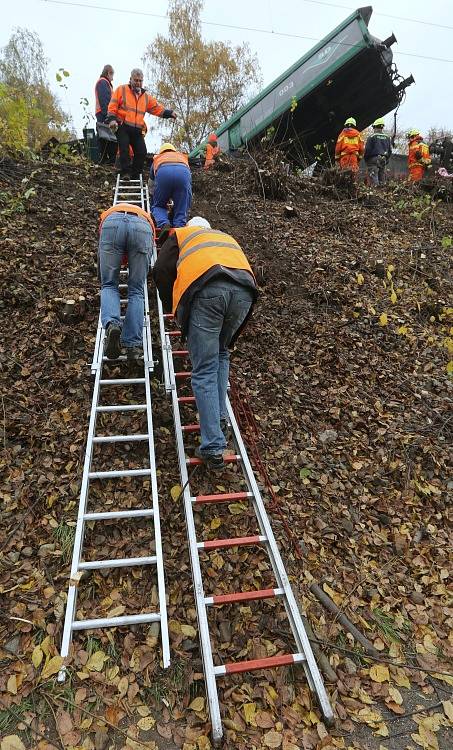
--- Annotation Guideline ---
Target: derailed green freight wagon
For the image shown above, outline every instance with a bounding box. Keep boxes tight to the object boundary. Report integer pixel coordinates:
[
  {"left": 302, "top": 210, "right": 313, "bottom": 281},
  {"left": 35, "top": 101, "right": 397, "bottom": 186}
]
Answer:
[{"left": 190, "top": 5, "right": 413, "bottom": 163}]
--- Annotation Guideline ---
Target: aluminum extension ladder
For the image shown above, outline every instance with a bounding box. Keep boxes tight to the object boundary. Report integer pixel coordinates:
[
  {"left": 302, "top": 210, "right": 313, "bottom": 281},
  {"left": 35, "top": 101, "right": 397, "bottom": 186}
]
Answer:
[
  {"left": 59, "top": 176, "right": 170, "bottom": 677},
  {"left": 154, "top": 275, "right": 334, "bottom": 743}
]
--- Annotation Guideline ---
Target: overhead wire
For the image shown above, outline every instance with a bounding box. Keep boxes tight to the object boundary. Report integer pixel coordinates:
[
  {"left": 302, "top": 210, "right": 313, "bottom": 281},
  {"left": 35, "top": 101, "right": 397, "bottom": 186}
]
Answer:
[
  {"left": 300, "top": 0, "right": 453, "bottom": 32},
  {"left": 42, "top": 0, "right": 453, "bottom": 64}
]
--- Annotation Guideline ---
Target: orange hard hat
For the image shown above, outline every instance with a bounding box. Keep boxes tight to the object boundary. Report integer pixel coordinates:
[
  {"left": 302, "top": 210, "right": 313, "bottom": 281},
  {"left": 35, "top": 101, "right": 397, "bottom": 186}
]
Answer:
[{"left": 208, "top": 133, "right": 217, "bottom": 143}]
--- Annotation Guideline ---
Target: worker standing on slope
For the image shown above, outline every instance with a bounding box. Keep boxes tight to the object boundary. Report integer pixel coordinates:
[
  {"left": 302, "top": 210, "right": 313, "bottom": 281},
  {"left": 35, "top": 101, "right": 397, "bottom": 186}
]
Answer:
[
  {"left": 335, "top": 117, "right": 364, "bottom": 174},
  {"left": 204, "top": 133, "right": 220, "bottom": 170},
  {"left": 95, "top": 64, "right": 116, "bottom": 164},
  {"left": 150, "top": 143, "right": 192, "bottom": 238},
  {"left": 99, "top": 202, "right": 155, "bottom": 362},
  {"left": 153, "top": 217, "right": 258, "bottom": 471},
  {"left": 106, "top": 68, "right": 177, "bottom": 180},
  {"left": 364, "top": 118, "right": 392, "bottom": 186},
  {"left": 407, "top": 129, "right": 431, "bottom": 182}
]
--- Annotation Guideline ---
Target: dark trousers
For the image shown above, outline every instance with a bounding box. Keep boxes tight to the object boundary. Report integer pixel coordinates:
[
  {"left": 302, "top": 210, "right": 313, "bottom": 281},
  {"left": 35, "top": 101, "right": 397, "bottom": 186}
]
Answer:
[{"left": 116, "top": 124, "right": 147, "bottom": 177}]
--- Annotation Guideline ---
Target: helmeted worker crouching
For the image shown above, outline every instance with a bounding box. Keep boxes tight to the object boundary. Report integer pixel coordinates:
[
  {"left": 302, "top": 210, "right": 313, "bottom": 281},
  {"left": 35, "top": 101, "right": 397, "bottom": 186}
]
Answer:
[
  {"left": 407, "top": 129, "right": 431, "bottom": 182},
  {"left": 335, "top": 117, "right": 364, "bottom": 173},
  {"left": 106, "top": 68, "right": 176, "bottom": 179},
  {"left": 364, "top": 118, "right": 392, "bottom": 186},
  {"left": 99, "top": 203, "right": 155, "bottom": 362},
  {"left": 153, "top": 217, "right": 258, "bottom": 471},
  {"left": 150, "top": 143, "right": 192, "bottom": 232},
  {"left": 204, "top": 133, "right": 220, "bottom": 169}
]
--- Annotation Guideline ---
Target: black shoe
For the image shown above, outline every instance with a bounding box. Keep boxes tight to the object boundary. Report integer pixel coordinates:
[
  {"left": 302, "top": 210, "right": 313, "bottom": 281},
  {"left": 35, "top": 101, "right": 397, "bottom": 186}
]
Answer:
[
  {"left": 195, "top": 446, "right": 224, "bottom": 471},
  {"left": 220, "top": 418, "right": 229, "bottom": 441},
  {"left": 126, "top": 346, "right": 142, "bottom": 362},
  {"left": 105, "top": 323, "right": 121, "bottom": 359},
  {"left": 120, "top": 172, "right": 131, "bottom": 181}
]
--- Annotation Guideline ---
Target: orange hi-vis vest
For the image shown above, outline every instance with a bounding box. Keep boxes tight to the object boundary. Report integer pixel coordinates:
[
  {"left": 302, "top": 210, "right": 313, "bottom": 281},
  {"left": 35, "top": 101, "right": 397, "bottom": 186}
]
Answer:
[
  {"left": 100, "top": 203, "right": 156, "bottom": 236},
  {"left": 204, "top": 142, "right": 220, "bottom": 168},
  {"left": 153, "top": 151, "right": 189, "bottom": 173},
  {"left": 172, "top": 227, "right": 254, "bottom": 315},
  {"left": 95, "top": 76, "right": 113, "bottom": 116},
  {"left": 108, "top": 84, "right": 165, "bottom": 128},
  {"left": 408, "top": 139, "right": 431, "bottom": 168},
  {"left": 335, "top": 127, "right": 365, "bottom": 159}
]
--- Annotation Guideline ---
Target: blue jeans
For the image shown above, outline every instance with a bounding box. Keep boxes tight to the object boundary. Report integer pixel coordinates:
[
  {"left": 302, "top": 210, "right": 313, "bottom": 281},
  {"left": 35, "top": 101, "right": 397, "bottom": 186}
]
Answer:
[
  {"left": 99, "top": 213, "right": 152, "bottom": 347},
  {"left": 187, "top": 279, "right": 254, "bottom": 454},
  {"left": 152, "top": 164, "right": 192, "bottom": 227}
]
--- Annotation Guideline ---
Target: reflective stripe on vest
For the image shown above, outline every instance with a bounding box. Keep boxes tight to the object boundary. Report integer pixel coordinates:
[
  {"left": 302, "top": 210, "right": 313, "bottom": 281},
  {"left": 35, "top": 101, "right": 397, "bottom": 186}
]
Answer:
[
  {"left": 153, "top": 151, "right": 189, "bottom": 173},
  {"left": 172, "top": 227, "right": 254, "bottom": 315}
]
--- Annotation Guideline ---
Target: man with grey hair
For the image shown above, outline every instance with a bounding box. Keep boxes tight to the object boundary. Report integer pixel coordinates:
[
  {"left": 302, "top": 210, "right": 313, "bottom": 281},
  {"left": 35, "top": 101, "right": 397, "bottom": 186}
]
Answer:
[{"left": 107, "top": 68, "right": 177, "bottom": 179}]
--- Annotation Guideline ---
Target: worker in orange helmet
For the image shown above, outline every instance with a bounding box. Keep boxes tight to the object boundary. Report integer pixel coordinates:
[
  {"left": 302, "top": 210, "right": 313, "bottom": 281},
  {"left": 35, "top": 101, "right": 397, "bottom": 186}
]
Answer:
[
  {"left": 407, "top": 129, "right": 431, "bottom": 182},
  {"left": 204, "top": 133, "right": 220, "bottom": 170},
  {"left": 335, "top": 117, "right": 365, "bottom": 173}
]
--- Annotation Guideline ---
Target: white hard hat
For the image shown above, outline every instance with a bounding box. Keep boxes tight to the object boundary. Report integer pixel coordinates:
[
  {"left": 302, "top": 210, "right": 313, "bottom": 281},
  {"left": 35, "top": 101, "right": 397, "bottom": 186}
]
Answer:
[{"left": 187, "top": 216, "right": 211, "bottom": 229}]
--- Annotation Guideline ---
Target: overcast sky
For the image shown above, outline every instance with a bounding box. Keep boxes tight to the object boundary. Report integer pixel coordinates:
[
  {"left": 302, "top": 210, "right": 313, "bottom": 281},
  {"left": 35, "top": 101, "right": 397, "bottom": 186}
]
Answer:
[{"left": 2, "top": 0, "right": 452, "bottom": 149}]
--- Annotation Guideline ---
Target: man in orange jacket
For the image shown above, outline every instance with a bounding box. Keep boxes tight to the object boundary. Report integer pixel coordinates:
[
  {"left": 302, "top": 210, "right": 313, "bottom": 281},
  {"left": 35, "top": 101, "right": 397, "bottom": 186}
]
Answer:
[
  {"left": 407, "top": 129, "right": 431, "bottom": 182},
  {"left": 153, "top": 217, "right": 258, "bottom": 470},
  {"left": 335, "top": 117, "right": 364, "bottom": 173},
  {"left": 204, "top": 133, "right": 220, "bottom": 169},
  {"left": 99, "top": 203, "right": 155, "bottom": 361},
  {"left": 107, "top": 68, "right": 177, "bottom": 179}
]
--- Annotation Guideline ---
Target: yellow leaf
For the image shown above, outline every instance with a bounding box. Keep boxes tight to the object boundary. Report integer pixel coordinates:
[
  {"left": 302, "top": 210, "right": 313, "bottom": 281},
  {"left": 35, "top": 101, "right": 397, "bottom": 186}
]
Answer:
[
  {"left": 7, "top": 675, "right": 17, "bottom": 695},
  {"left": 370, "top": 664, "right": 390, "bottom": 683},
  {"left": 394, "top": 668, "right": 410, "bottom": 688},
  {"left": 375, "top": 722, "right": 389, "bottom": 738},
  {"left": 197, "top": 738, "right": 211, "bottom": 750},
  {"left": 137, "top": 716, "right": 156, "bottom": 730},
  {"left": 228, "top": 502, "right": 247, "bottom": 515},
  {"left": 170, "top": 484, "right": 182, "bottom": 501},
  {"left": 210, "top": 518, "right": 222, "bottom": 530},
  {"left": 86, "top": 650, "right": 108, "bottom": 672},
  {"left": 137, "top": 705, "right": 150, "bottom": 717},
  {"left": 106, "top": 666, "right": 119, "bottom": 681},
  {"left": 1, "top": 736, "right": 26, "bottom": 750},
  {"left": 446, "top": 360, "right": 453, "bottom": 375},
  {"left": 41, "top": 655, "right": 64, "bottom": 680},
  {"left": 189, "top": 696, "right": 205, "bottom": 712},
  {"left": 243, "top": 702, "right": 257, "bottom": 726},
  {"left": 169, "top": 619, "right": 181, "bottom": 634},
  {"left": 322, "top": 582, "right": 343, "bottom": 606},
  {"left": 379, "top": 312, "right": 388, "bottom": 326},
  {"left": 32, "top": 645, "right": 43, "bottom": 669},
  {"left": 442, "top": 700, "right": 453, "bottom": 722},
  {"left": 117, "top": 676, "right": 129, "bottom": 697},
  {"left": 390, "top": 289, "right": 397, "bottom": 304},
  {"left": 181, "top": 624, "right": 197, "bottom": 637},
  {"left": 397, "top": 325, "right": 408, "bottom": 335},
  {"left": 356, "top": 273, "right": 364, "bottom": 285},
  {"left": 263, "top": 730, "right": 283, "bottom": 748}
]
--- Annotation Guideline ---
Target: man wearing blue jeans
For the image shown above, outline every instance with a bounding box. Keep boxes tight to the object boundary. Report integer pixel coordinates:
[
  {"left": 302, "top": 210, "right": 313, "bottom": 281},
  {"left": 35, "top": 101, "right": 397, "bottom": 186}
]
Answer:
[
  {"left": 153, "top": 216, "right": 257, "bottom": 470},
  {"left": 99, "top": 203, "right": 155, "bottom": 361}
]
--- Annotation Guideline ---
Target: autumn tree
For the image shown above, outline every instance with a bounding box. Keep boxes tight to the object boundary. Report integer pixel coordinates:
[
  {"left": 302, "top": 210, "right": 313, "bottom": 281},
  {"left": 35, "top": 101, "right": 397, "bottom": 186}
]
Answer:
[
  {"left": 0, "top": 27, "right": 72, "bottom": 151},
  {"left": 143, "top": 0, "right": 261, "bottom": 151}
]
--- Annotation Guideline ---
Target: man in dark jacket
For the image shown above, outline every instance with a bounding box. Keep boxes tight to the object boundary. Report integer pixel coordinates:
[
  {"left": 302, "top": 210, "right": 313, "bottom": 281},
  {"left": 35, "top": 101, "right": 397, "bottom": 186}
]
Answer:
[
  {"left": 95, "top": 65, "right": 116, "bottom": 163},
  {"left": 364, "top": 118, "right": 392, "bottom": 186},
  {"left": 153, "top": 217, "right": 257, "bottom": 470}
]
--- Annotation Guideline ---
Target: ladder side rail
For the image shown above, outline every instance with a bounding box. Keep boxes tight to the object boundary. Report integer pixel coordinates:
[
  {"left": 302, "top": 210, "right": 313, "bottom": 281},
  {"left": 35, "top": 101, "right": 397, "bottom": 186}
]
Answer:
[
  {"left": 59, "top": 363, "right": 102, "bottom": 677},
  {"left": 90, "top": 312, "right": 104, "bottom": 374},
  {"left": 113, "top": 174, "right": 121, "bottom": 205},
  {"left": 165, "top": 331, "right": 223, "bottom": 743},
  {"left": 226, "top": 400, "right": 334, "bottom": 723},
  {"left": 142, "top": 324, "right": 170, "bottom": 667},
  {"left": 152, "top": 257, "right": 172, "bottom": 392}
]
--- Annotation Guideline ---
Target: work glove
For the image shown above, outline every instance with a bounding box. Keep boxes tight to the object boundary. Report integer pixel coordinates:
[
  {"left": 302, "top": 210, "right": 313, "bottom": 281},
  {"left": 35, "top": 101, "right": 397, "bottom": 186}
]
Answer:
[{"left": 109, "top": 120, "right": 119, "bottom": 132}]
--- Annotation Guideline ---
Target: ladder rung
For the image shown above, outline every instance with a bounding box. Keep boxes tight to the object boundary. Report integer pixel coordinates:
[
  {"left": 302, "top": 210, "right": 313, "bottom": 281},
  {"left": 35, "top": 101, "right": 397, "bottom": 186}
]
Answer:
[
  {"left": 102, "top": 355, "right": 127, "bottom": 361},
  {"left": 187, "top": 454, "right": 240, "bottom": 466},
  {"left": 192, "top": 491, "right": 252, "bottom": 505},
  {"left": 181, "top": 423, "right": 200, "bottom": 432},
  {"left": 96, "top": 404, "right": 147, "bottom": 412},
  {"left": 83, "top": 508, "right": 154, "bottom": 520},
  {"left": 198, "top": 535, "right": 266, "bottom": 551},
  {"left": 175, "top": 371, "right": 191, "bottom": 379},
  {"left": 79, "top": 555, "right": 157, "bottom": 570},
  {"left": 120, "top": 299, "right": 128, "bottom": 303},
  {"left": 100, "top": 378, "right": 145, "bottom": 385},
  {"left": 172, "top": 350, "right": 189, "bottom": 356},
  {"left": 163, "top": 313, "right": 174, "bottom": 319},
  {"left": 167, "top": 330, "right": 181, "bottom": 336},
  {"left": 88, "top": 468, "right": 151, "bottom": 479},
  {"left": 205, "top": 587, "right": 284, "bottom": 606},
  {"left": 214, "top": 652, "right": 305, "bottom": 676},
  {"left": 72, "top": 611, "right": 160, "bottom": 631},
  {"left": 93, "top": 434, "right": 149, "bottom": 443},
  {"left": 178, "top": 396, "right": 196, "bottom": 403},
  {"left": 119, "top": 284, "right": 128, "bottom": 289}
]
